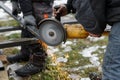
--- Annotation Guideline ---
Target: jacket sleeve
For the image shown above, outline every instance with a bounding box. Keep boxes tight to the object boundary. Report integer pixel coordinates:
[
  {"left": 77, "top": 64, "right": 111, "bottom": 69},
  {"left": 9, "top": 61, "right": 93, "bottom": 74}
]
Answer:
[
  {"left": 19, "top": 0, "right": 33, "bottom": 16},
  {"left": 66, "top": 0, "right": 76, "bottom": 13},
  {"left": 74, "top": 0, "right": 106, "bottom": 35}
]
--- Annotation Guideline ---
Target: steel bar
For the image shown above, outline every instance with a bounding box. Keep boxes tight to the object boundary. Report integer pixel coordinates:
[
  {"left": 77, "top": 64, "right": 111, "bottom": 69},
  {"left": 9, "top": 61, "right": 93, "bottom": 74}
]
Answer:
[
  {"left": 0, "top": 38, "right": 38, "bottom": 49},
  {"left": 0, "top": 26, "right": 21, "bottom": 32}
]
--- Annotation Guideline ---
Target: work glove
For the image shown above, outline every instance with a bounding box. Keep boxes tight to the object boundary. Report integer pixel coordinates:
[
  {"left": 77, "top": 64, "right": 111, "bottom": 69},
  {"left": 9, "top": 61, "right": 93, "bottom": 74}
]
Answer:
[
  {"left": 24, "top": 15, "right": 36, "bottom": 26},
  {"left": 11, "top": 1, "right": 21, "bottom": 16}
]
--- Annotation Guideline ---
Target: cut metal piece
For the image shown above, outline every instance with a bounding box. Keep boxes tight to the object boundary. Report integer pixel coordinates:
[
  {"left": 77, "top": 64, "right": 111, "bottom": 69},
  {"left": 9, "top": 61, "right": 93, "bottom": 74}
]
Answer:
[{"left": 39, "top": 18, "right": 66, "bottom": 46}]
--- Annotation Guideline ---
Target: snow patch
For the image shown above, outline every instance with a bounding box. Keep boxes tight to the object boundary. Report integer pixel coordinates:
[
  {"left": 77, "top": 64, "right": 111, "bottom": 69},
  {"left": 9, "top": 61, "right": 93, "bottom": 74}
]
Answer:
[
  {"left": 87, "top": 36, "right": 105, "bottom": 42},
  {"left": 63, "top": 46, "right": 72, "bottom": 52},
  {"left": 81, "top": 78, "right": 90, "bottom": 80},
  {"left": 69, "top": 74, "right": 81, "bottom": 80},
  {"left": 0, "top": 1, "right": 12, "bottom": 20},
  {"left": 80, "top": 46, "right": 99, "bottom": 57},
  {"left": 56, "top": 57, "right": 68, "bottom": 63},
  {"left": 47, "top": 46, "right": 59, "bottom": 56},
  {"left": 90, "top": 56, "right": 100, "bottom": 66},
  {"left": 61, "top": 41, "right": 73, "bottom": 48}
]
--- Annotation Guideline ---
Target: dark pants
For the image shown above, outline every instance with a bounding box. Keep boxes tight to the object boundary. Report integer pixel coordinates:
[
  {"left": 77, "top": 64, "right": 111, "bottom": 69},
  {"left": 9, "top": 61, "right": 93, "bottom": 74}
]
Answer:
[{"left": 21, "top": 2, "right": 53, "bottom": 56}]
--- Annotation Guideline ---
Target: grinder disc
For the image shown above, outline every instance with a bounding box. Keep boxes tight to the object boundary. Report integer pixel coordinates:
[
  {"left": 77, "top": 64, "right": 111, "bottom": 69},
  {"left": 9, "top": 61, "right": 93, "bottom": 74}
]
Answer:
[{"left": 38, "top": 18, "right": 66, "bottom": 46}]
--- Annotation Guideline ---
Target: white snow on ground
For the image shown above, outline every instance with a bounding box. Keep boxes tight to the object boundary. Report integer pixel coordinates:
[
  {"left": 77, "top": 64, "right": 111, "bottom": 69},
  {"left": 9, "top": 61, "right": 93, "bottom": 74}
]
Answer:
[
  {"left": 80, "top": 46, "right": 100, "bottom": 57},
  {"left": 81, "top": 78, "right": 90, "bottom": 80},
  {"left": 56, "top": 57, "right": 68, "bottom": 63},
  {"left": 61, "top": 41, "right": 73, "bottom": 48},
  {"left": 90, "top": 56, "right": 100, "bottom": 66},
  {"left": 87, "top": 36, "right": 105, "bottom": 42},
  {"left": 47, "top": 46, "right": 59, "bottom": 56},
  {"left": 79, "top": 46, "right": 104, "bottom": 67},
  {"left": 63, "top": 46, "right": 72, "bottom": 52},
  {"left": 69, "top": 74, "right": 81, "bottom": 80},
  {"left": 0, "top": 1, "right": 12, "bottom": 20}
]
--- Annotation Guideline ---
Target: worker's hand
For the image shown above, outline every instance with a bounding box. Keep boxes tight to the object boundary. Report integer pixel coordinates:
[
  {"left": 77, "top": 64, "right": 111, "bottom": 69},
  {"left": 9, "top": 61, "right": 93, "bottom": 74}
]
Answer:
[
  {"left": 89, "top": 32, "right": 101, "bottom": 37},
  {"left": 54, "top": 4, "right": 68, "bottom": 17},
  {"left": 24, "top": 15, "right": 36, "bottom": 26},
  {"left": 11, "top": 1, "right": 21, "bottom": 16}
]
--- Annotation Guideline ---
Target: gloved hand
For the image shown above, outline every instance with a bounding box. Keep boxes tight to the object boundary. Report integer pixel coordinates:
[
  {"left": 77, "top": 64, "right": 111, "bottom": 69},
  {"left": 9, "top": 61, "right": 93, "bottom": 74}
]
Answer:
[
  {"left": 24, "top": 15, "right": 36, "bottom": 26},
  {"left": 11, "top": 1, "right": 21, "bottom": 16}
]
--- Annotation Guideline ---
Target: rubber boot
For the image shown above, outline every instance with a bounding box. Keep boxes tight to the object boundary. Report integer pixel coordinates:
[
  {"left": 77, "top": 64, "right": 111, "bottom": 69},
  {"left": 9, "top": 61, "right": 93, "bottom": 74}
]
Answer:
[
  {"left": 7, "top": 28, "right": 34, "bottom": 63},
  {"left": 7, "top": 45, "right": 31, "bottom": 63},
  {"left": 15, "top": 52, "right": 47, "bottom": 77}
]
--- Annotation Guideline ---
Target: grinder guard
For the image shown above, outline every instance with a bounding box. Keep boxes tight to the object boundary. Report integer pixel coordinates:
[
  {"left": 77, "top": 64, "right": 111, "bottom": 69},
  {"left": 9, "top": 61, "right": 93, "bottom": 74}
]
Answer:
[{"left": 38, "top": 18, "right": 66, "bottom": 46}]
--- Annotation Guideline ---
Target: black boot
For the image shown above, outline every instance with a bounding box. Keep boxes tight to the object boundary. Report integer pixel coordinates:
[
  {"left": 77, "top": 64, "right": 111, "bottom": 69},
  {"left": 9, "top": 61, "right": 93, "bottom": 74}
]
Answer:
[
  {"left": 7, "top": 52, "right": 30, "bottom": 63},
  {"left": 7, "top": 45, "right": 31, "bottom": 63},
  {"left": 7, "top": 29, "right": 35, "bottom": 63},
  {"left": 15, "top": 52, "right": 47, "bottom": 77}
]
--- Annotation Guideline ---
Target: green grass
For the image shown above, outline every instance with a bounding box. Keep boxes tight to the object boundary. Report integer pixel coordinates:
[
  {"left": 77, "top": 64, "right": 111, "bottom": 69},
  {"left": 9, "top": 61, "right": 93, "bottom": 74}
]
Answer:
[
  {"left": 0, "top": 20, "right": 19, "bottom": 26},
  {"left": 6, "top": 33, "right": 21, "bottom": 39}
]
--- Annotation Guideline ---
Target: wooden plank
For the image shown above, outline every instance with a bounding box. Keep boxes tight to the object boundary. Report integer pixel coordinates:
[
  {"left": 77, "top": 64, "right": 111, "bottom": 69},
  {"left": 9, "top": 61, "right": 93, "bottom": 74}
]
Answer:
[
  {"left": 0, "top": 60, "right": 8, "bottom": 80},
  {"left": 0, "top": 71, "right": 9, "bottom": 80}
]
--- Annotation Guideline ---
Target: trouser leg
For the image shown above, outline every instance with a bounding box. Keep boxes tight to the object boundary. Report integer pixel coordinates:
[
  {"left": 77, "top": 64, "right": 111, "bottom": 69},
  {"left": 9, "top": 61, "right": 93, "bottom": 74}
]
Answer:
[{"left": 102, "top": 22, "right": 120, "bottom": 80}]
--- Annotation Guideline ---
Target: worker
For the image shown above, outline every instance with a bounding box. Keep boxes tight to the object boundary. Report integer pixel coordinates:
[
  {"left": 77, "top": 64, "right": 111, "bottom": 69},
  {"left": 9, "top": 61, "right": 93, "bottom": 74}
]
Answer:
[
  {"left": 7, "top": 0, "right": 53, "bottom": 77},
  {"left": 54, "top": 0, "right": 120, "bottom": 80}
]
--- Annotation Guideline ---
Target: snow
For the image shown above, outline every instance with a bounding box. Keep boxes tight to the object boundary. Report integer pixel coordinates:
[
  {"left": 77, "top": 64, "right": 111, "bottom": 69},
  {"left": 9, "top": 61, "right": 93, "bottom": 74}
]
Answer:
[
  {"left": 69, "top": 74, "right": 81, "bottom": 80},
  {"left": 81, "top": 78, "right": 90, "bottom": 80},
  {"left": 56, "top": 57, "right": 68, "bottom": 63},
  {"left": 87, "top": 36, "right": 105, "bottom": 42},
  {"left": 0, "top": 1, "right": 12, "bottom": 20},
  {"left": 47, "top": 46, "right": 59, "bottom": 56},
  {"left": 79, "top": 46, "right": 102, "bottom": 67},
  {"left": 80, "top": 46, "right": 99, "bottom": 57},
  {"left": 90, "top": 56, "right": 100, "bottom": 66},
  {"left": 63, "top": 46, "right": 72, "bottom": 52},
  {"left": 61, "top": 41, "right": 73, "bottom": 48}
]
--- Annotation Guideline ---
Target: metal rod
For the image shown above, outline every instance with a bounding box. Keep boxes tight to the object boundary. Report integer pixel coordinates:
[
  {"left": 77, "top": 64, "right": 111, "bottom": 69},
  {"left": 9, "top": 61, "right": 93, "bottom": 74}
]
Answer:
[
  {"left": 0, "top": 38, "right": 38, "bottom": 49},
  {"left": 0, "top": 26, "right": 21, "bottom": 32}
]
